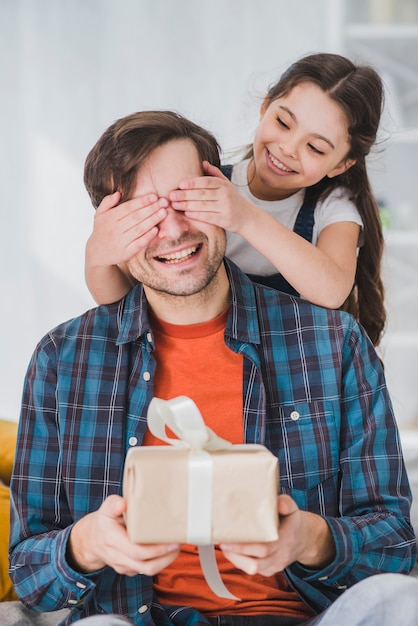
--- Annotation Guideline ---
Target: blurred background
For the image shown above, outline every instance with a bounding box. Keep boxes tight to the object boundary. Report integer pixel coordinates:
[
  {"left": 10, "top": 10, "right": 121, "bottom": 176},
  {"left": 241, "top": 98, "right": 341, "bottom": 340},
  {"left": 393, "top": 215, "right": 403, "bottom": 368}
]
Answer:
[{"left": 1, "top": 0, "right": 417, "bottom": 449}]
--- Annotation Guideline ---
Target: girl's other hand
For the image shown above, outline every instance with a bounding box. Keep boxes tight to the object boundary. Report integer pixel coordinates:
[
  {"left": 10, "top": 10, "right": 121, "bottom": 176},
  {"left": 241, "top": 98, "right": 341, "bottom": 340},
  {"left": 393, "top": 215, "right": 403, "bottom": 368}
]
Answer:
[
  {"left": 169, "top": 161, "right": 254, "bottom": 234},
  {"left": 87, "top": 191, "right": 168, "bottom": 268}
]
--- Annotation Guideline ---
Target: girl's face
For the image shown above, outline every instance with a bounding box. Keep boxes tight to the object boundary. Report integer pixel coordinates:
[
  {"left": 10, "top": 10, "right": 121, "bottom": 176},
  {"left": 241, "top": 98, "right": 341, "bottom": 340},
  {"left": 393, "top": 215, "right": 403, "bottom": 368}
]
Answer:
[{"left": 249, "top": 81, "right": 355, "bottom": 201}]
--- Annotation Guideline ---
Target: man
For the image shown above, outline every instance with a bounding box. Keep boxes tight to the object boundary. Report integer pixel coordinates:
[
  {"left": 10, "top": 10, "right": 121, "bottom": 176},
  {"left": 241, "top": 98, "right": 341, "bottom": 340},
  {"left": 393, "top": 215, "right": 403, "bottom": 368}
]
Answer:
[{"left": 8, "top": 111, "right": 418, "bottom": 626}]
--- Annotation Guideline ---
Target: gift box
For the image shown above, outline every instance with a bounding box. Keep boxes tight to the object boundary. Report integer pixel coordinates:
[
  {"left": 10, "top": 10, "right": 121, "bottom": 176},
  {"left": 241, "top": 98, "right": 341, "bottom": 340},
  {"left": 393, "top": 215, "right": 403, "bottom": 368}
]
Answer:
[{"left": 123, "top": 396, "right": 279, "bottom": 546}]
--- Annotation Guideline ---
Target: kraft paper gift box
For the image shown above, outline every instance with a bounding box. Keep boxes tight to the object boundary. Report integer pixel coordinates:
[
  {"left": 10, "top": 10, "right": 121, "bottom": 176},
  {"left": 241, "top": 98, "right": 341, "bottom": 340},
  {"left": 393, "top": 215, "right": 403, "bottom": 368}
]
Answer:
[{"left": 123, "top": 396, "right": 279, "bottom": 546}]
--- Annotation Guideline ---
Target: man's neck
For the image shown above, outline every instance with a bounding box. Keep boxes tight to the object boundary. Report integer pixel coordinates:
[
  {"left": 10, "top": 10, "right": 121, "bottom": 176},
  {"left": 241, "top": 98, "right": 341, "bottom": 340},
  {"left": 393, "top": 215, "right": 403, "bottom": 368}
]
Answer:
[{"left": 143, "top": 265, "right": 230, "bottom": 326}]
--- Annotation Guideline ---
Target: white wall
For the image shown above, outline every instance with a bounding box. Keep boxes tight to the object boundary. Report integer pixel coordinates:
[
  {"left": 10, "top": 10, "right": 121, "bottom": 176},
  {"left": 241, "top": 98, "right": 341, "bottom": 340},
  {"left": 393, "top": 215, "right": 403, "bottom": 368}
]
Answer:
[
  {"left": 1, "top": 0, "right": 417, "bottom": 429},
  {"left": 0, "top": 0, "right": 332, "bottom": 421}
]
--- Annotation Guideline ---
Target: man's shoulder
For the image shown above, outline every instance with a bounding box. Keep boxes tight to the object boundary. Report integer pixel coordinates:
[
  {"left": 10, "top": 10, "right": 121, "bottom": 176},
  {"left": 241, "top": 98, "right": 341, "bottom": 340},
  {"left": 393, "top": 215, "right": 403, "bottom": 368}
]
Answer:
[
  {"left": 256, "top": 283, "right": 354, "bottom": 324},
  {"left": 226, "top": 258, "right": 353, "bottom": 319},
  {"left": 226, "top": 258, "right": 360, "bottom": 342},
  {"left": 41, "top": 300, "right": 124, "bottom": 347},
  {"left": 266, "top": 286, "right": 346, "bottom": 312}
]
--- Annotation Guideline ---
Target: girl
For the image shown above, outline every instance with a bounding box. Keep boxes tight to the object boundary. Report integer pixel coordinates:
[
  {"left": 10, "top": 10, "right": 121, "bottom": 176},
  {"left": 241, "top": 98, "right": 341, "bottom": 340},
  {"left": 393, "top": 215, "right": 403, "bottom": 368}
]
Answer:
[{"left": 85, "top": 53, "right": 385, "bottom": 346}]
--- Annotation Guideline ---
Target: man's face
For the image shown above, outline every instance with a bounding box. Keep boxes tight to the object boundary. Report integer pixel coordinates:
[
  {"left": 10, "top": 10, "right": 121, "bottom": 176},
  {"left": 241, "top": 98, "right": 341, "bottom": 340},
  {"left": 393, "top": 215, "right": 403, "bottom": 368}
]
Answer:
[{"left": 127, "top": 138, "right": 226, "bottom": 298}]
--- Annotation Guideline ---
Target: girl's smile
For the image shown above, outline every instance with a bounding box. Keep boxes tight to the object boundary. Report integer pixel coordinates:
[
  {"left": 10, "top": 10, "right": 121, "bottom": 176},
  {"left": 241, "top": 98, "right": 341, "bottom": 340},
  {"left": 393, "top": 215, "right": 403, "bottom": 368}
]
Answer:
[
  {"left": 249, "top": 81, "right": 354, "bottom": 201},
  {"left": 266, "top": 148, "right": 297, "bottom": 175}
]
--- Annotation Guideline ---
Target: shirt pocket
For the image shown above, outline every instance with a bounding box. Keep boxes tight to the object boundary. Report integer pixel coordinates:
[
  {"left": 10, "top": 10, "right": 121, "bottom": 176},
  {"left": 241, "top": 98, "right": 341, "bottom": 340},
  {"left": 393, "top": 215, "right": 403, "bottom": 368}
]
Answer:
[{"left": 274, "top": 400, "right": 340, "bottom": 494}]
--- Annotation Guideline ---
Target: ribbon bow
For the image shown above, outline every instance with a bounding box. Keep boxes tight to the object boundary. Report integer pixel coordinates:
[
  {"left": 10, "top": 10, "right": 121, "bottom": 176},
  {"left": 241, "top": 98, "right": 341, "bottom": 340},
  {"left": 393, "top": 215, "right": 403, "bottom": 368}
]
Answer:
[
  {"left": 147, "top": 396, "right": 241, "bottom": 599},
  {"left": 148, "top": 395, "right": 234, "bottom": 451}
]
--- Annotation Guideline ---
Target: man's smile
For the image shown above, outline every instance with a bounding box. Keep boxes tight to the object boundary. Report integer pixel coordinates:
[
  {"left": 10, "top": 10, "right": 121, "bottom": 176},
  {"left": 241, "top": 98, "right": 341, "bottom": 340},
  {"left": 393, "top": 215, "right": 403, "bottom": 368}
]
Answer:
[{"left": 155, "top": 243, "right": 202, "bottom": 264}]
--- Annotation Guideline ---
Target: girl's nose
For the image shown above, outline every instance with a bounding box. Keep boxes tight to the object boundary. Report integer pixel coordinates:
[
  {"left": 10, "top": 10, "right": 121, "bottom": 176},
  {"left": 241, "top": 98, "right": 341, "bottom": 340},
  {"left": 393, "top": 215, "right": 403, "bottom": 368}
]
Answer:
[
  {"left": 279, "top": 137, "right": 298, "bottom": 159},
  {"left": 157, "top": 207, "right": 190, "bottom": 239}
]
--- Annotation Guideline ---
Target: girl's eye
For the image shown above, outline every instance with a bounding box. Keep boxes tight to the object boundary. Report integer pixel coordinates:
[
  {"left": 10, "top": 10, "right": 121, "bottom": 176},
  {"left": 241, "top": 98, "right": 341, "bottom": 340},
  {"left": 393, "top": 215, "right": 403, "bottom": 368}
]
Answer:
[
  {"left": 277, "top": 117, "right": 289, "bottom": 129},
  {"left": 308, "top": 143, "right": 325, "bottom": 155}
]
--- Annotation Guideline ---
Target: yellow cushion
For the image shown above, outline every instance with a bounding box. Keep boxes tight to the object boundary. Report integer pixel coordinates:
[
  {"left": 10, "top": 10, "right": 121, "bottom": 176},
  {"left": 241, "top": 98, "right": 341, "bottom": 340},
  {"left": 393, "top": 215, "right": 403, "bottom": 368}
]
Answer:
[
  {"left": 0, "top": 482, "right": 18, "bottom": 601},
  {"left": 0, "top": 419, "right": 18, "bottom": 486}
]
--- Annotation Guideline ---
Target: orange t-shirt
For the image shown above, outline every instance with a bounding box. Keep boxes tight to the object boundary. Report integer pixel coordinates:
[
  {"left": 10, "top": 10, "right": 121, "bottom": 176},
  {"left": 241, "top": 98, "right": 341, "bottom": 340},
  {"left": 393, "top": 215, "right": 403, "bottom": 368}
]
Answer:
[{"left": 143, "top": 308, "right": 313, "bottom": 619}]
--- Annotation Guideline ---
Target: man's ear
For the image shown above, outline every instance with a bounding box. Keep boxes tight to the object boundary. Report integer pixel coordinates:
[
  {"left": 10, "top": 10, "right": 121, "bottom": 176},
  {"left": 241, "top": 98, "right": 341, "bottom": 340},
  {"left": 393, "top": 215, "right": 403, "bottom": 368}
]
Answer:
[{"left": 327, "top": 158, "right": 356, "bottom": 179}]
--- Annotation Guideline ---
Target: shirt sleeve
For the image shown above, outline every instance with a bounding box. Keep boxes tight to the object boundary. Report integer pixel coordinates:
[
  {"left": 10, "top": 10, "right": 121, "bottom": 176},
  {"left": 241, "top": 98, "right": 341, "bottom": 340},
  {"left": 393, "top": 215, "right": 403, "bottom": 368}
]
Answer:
[
  {"left": 8, "top": 336, "right": 96, "bottom": 611},
  {"left": 284, "top": 318, "right": 417, "bottom": 612},
  {"left": 312, "top": 188, "right": 364, "bottom": 246}
]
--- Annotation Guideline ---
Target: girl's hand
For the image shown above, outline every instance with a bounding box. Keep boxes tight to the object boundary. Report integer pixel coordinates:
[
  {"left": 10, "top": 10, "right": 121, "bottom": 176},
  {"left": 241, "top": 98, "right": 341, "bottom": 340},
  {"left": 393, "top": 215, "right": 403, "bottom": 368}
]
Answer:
[
  {"left": 87, "top": 191, "right": 168, "bottom": 268},
  {"left": 169, "top": 161, "right": 254, "bottom": 234}
]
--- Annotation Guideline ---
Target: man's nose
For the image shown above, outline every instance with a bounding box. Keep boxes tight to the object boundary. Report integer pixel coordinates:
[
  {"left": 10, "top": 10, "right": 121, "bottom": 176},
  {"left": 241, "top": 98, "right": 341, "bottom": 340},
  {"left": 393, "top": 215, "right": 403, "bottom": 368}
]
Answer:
[{"left": 157, "top": 207, "right": 190, "bottom": 239}]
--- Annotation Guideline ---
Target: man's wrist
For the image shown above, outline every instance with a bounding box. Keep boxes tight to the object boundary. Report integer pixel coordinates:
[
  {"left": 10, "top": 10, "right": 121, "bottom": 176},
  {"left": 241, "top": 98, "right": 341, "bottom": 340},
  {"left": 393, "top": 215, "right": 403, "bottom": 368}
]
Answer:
[
  {"left": 298, "top": 512, "right": 336, "bottom": 570},
  {"left": 66, "top": 515, "right": 104, "bottom": 574}
]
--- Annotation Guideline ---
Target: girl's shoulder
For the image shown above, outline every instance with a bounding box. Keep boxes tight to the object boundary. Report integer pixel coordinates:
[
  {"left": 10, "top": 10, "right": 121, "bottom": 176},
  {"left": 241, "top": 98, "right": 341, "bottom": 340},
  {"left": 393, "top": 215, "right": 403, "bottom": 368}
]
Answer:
[
  {"left": 315, "top": 186, "right": 359, "bottom": 217},
  {"left": 313, "top": 187, "right": 363, "bottom": 242}
]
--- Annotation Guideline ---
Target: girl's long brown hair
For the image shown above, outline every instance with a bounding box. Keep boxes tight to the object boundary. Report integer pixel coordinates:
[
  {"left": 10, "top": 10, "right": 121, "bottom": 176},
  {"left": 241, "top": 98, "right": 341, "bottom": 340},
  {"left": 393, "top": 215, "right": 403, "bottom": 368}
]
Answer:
[{"left": 247, "top": 53, "right": 386, "bottom": 347}]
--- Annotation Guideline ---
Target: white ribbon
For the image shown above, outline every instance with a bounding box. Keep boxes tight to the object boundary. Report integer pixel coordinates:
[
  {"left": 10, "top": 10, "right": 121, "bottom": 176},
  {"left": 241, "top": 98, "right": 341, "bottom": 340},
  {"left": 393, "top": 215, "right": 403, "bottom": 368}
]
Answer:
[
  {"left": 147, "top": 396, "right": 239, "bottom": 600},
  {"left": 147, "top": 395, "right": 233, "bottom": 451},
  {"left": 187, "top": 450, "right": 212, "bottom": 545}
]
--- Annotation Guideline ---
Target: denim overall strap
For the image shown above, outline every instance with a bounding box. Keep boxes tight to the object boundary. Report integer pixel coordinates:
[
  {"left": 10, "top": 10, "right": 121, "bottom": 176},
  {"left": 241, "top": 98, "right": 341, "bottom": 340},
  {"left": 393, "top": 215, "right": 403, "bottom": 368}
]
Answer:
[
  {"left": 221, "top": 164, "right": 233, "bottom": 179},
  {"left": 293, "top": 194, "right": 316, "bottom": 242},
  {"left": 221, "top": 164, "right": 316, "bottom": 297}
]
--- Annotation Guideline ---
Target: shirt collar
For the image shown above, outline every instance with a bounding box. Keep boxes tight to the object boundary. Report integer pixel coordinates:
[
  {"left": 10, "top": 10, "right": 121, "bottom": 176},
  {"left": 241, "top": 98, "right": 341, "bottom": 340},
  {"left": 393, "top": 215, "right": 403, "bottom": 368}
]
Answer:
[{"left": 115, "top": 258, "right": 261, "bottom": 346}]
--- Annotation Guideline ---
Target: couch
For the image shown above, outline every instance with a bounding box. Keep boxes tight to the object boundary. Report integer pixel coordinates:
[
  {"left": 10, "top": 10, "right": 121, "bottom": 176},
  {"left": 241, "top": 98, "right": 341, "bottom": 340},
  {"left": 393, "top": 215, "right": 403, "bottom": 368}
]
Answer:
[{"left": 0, "top": 419, "right": 18, "bottom": 601}]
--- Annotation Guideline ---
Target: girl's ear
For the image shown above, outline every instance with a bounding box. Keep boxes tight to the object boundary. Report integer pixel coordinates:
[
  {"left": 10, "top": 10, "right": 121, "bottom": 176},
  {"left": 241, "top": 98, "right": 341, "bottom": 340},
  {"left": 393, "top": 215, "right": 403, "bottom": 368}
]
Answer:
[{"left": 327, "top": 158, "right": 356, "bottom": 179}]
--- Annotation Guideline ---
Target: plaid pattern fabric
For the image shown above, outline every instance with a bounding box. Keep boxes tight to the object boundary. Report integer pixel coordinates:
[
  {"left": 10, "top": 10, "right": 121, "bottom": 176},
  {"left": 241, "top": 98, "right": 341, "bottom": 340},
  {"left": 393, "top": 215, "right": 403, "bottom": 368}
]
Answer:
[{"left": 9, "top": 259, "right": 417, "bottom": 624}]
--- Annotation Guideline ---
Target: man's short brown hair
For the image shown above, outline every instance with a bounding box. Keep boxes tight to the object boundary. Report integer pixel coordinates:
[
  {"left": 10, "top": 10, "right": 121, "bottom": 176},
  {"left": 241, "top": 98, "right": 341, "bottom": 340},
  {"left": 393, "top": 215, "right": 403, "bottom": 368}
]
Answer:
[{"left": 84, "top": 110, "right": 221, "bottom": 209}]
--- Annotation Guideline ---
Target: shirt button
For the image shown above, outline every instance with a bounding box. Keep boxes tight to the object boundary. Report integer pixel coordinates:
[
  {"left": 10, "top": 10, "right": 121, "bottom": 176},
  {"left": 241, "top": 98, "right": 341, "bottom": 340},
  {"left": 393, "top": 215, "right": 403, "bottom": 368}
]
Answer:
[
  {"left": 138, "top": 605, "right": 148, "bottom": 614},
  {"left": 146, "top": 332, "right": 153, "bottom": 342},
  {"left": 68, "top": 599, "right": 78, "bottom": 605},
  {"left": 337, "top": 585, "right": 347, "bottom": 590},
  {"left": 290, "top": 411, "right": 300, "bottom": 421},
  {"left": 129, "top": 436, "right": 138, "bottom": 447},
  {"left": 318, "top": 575, "right": 328, "bottom": 581},
  {"left": 76, "top": 582, "right": 86, "bottom": 589},
  {"left": 143, "top": 371, "right": 151, "bottom": 381}
]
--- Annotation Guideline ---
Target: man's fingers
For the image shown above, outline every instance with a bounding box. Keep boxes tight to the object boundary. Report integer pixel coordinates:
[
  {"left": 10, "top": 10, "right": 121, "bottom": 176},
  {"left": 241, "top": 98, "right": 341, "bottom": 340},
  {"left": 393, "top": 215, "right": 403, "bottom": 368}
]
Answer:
[
  {"left": 113, "top": 544, "right": 180, "bottom": 577},
  {"left": 220, "top": 548, "right": 278, "bottom": 577},
  {"left": 277, "top": 494, "right": 299, "bottom": 517},
  {"left": 219, "top": 541, "right": 275, "bottom": 559},
  {"left": 99, "top": 494, "right": 127, "bottom": 519}
]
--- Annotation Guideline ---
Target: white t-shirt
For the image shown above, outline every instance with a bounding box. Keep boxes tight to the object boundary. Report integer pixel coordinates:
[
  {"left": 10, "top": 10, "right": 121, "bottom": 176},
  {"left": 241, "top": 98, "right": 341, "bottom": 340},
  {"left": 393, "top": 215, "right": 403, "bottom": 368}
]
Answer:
[{"left": 226, "top": 159, "right": 363, "bottom": 277}]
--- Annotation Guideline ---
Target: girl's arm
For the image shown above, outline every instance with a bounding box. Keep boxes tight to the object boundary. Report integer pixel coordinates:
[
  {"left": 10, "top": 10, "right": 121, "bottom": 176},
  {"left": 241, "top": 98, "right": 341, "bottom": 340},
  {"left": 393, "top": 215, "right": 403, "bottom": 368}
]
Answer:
[
  {"left": 237, "top": 207, "right": 359, "bottom": 308},
  {"left": 169, "top": 162, "right": 359, "bottom": 308},
  {"left": 85, "top": 253, "right": 137, "bottom": 305},
  {"left": 85, "top": 191, "right": 168, "bottom": 304}
]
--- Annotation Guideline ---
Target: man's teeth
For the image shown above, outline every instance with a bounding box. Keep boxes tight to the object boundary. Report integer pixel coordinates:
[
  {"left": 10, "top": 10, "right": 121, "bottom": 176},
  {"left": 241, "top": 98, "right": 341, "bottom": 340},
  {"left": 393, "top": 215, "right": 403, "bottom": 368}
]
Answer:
[
  {"left": 158, "top": 246, "right": 198, "bottom": 263},
  {"left": 269, "top": 153, "right": 292, "bottom": 172}
]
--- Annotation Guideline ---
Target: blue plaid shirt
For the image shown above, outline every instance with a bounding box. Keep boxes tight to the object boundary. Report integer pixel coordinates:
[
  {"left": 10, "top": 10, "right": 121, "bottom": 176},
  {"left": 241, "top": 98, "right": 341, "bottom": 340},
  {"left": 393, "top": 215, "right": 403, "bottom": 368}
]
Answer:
[{"left": 9, "top": 259, "right": 417, "bottom": 625}]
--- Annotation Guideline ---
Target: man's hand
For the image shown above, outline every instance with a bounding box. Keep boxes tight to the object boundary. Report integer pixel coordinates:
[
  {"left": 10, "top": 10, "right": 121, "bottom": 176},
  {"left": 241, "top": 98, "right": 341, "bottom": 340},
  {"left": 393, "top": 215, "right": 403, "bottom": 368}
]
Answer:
[
  {"left": 67, "top": 495, "right": 180, "bottom": 577},
  {"left": 219, "top": 494, "right": 335, "bottom": 577}
]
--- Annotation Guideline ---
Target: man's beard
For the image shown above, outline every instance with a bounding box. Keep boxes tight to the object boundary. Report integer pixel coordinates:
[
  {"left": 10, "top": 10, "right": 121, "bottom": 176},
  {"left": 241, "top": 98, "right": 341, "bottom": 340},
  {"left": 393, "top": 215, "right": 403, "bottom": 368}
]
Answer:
[{"left": 128, "top": 231, "right": 226, "bottom": 298}]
